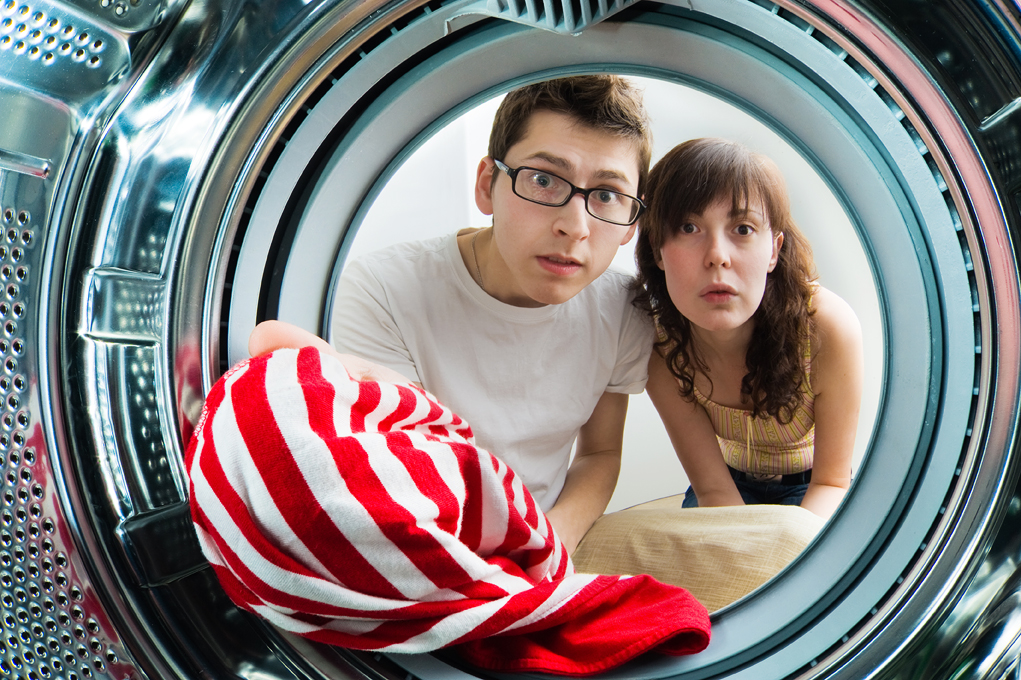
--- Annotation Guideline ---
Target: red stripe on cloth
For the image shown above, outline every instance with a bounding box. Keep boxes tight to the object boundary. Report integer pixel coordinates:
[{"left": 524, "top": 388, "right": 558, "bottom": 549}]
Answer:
[
  {"left": 321, "top": 428, "right": 476, "bottom": 592},
  {"left": 208, "top": 562, "right": 262, "bottom": 611},
  {"left": 231, "top": 354, "right": 407, "bottom": 601},
  {"left": 494, "top": 468, "right": 543, "bottom": 559},
  {"left": 381, "top": 431, "right": 462, "bottom": 539},
  {"left": 456, "top": 442, "right": 483, "bottom": 552},
  {"left": 301, "top": 614, "right": 445, "bottom": 651},
  {"left": 295, "top": 347, "right": 340, "bottom": 437},
  {"left": 521, "top": 483, "right": 540, "bottom": 533},
  {"left": 400, "top": 385, "right": 448, "bottom": 433},
  {"left": 191, "top": 368, "right": 359, "bottom": 602},
  {"left": 188, "top": 348, "right": 711, "bottom": 672},
  {"left": 348, "top": 379, "right": 381, "bottom": 433},
  {"left": 194, "top": 503, "right": 377, "bottom": 620},
  {"left": 184, "top": 368, "right": 226, "bottom": 470},
  {"left": 548, "top": 523, "right": 570, "bottom": 582},
  {"left": 294, "top": 349, "right": 477, "bottom": 594},
  {"left": 449, "top": 576, "right": 520, "bottom": 602},
  {"left": 376, "top": 382, "right": 422, "bottom": 432},
  {"left": 456, "top": 574, "right": 711, "bottom": 675}
]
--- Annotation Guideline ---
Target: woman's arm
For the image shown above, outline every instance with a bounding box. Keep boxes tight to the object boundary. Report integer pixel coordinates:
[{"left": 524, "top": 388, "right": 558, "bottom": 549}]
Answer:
[
  {"left": 799, "top": 287, "right": 864, "bottom": 519},
  {"left": 646, "top": 350, "right": 744, "bottom": 507},
  {"left": 249, "top": 320, "right": 415, "bottom": 385}
]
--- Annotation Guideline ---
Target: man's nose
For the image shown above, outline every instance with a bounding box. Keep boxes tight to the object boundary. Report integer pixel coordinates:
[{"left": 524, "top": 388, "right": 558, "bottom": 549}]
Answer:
[{"left": 554, "top": 193, "right": 592, "bottom": 240}]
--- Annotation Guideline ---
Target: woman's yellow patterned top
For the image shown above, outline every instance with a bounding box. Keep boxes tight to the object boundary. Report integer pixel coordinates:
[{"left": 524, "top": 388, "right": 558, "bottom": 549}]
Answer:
[{"left": 691, "top": 339, "right": 815, "bottom": 476}]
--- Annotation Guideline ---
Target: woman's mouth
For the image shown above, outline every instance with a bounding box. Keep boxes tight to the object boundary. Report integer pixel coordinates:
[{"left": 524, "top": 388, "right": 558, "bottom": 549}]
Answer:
[{"left": 700, "top": 285, "right": 737, "bottom": 304}]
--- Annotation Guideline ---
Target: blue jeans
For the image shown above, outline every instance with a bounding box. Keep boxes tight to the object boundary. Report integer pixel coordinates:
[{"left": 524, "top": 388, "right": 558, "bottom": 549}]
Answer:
[{"left": 681, "top": 467, "right": 810, "bottom": 508}]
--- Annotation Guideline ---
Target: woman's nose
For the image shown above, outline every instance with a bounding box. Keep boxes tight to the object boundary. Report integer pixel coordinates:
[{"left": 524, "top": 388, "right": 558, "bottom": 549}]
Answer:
[{"left": 705, "top": 233, "right": 731, "bottom": 267}]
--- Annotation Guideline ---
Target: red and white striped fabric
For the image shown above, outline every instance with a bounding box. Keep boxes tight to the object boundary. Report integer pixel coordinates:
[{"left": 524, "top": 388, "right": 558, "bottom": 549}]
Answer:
[{"left": 187, "top": 347, "right": 710, "bottom": 675}]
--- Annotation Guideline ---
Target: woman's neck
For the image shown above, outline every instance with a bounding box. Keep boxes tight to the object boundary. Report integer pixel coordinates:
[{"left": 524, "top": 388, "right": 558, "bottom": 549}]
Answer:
[{"left": 690, "top": 322, "right": 754, "bottom": 368}]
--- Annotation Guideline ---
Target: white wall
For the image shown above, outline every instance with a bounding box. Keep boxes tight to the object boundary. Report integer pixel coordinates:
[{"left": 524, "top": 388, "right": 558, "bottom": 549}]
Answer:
[{"left": 342, "top": 78, "right": 882, "bottom": 513}]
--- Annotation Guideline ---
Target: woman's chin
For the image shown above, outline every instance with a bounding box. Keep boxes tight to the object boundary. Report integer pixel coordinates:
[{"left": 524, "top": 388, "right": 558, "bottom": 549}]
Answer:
[{"left": 689, "top": 312, "right": 756, "bottom": 336}]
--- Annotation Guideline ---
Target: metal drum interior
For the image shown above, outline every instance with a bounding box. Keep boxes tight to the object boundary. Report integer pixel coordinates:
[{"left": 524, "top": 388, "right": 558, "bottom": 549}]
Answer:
[{"left": 1, "top": 0, "right": 1019, "bottom": 679}]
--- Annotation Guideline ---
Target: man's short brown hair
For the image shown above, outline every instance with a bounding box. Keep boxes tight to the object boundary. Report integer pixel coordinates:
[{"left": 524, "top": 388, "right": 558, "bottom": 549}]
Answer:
[{"left": 488, "top": 75, "right": 652, "bottom": 196}]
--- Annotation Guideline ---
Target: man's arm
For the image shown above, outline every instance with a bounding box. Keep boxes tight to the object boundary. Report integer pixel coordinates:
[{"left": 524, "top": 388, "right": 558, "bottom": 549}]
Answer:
[
  {"left": 249, "top": 320, "right": 415, "bottom": 385},
  {"left": 544, "top": 391, "right": 628, "bottom": 555},
  {"left": 250, "top": 320, "right": 334, "bottom": 357}
]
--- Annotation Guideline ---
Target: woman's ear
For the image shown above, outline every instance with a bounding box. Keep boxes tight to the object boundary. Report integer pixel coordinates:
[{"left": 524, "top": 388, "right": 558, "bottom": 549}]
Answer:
[
  {"left": 767, "top": 231, "right": 784, "bottom": 272},
  {"left": 474, "top": 157, "right": 496, "bottom": 216}
]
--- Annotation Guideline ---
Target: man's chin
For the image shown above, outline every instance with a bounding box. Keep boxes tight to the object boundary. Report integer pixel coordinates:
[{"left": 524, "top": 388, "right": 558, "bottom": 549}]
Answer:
[{"left": 528, "top": 281, "right": 592, "bottom": 306}]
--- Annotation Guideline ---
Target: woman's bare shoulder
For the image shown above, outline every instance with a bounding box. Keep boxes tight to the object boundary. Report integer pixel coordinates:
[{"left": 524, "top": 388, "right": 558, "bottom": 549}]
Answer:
[
  {"left": 808, "top": 286, "right": 864, "bottom": 393},
  {"left": 811, "top": 286, "right": 862, "bottom": 345}
]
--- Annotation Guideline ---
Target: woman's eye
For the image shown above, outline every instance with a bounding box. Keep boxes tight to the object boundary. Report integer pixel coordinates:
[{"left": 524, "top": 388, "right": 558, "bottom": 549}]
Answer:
[
  {"left": 736, "top": 224, "right": 754, "bottom": 235},
  {"left": 679, "top": 223, "right": 697, "bottom": 234}
]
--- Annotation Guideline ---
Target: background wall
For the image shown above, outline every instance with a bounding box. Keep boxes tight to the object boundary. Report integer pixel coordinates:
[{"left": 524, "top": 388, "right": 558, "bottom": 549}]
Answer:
[{"left": 339, "top": 77, "right": 882, "bottom": 512}]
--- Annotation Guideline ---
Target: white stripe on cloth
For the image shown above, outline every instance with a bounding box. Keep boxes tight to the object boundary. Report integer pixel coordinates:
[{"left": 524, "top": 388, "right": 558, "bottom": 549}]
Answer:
[
  {"left": 186, "top": 348, "right": 712, "bottom": 662},
  {"left": 262, "top": 352, "right": 439, "bottom": 600},
  {"left": 209, "top": 362, "right": 345, "bottom": 585},
  {"left": 191, "top": 442, "right": 417, "bottom": 614}
]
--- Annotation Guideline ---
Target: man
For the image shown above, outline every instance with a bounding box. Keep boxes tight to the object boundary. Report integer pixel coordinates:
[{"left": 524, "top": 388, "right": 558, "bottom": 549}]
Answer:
[{"left": 252, "top": 75, "right": 653, "bottom": 553}]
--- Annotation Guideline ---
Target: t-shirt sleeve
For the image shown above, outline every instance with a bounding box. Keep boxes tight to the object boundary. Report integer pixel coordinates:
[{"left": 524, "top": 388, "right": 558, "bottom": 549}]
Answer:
[
  {"left": 606, "top": 291, "right": 655, "bottom": 394},
  {"left": 330, "top": 257, "right": 423, "bottom": 384}
]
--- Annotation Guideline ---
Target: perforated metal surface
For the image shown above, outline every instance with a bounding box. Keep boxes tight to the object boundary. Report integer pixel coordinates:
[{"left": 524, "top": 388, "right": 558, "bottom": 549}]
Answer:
[
  {"left": 0, "top": 0, "right": 184, "bottom": 672},
  {"left": 0, "top": 0, "right": 125, "bottom": 97},
  {"left": 0, "top": 3, "right": 107, "bottom": 70},
  {"left": 0, "top": 204, "right": 131, "bottom": 680}
]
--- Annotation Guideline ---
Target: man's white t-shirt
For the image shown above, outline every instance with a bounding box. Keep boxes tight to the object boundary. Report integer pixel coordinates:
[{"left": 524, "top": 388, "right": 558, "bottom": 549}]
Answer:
[{"left": 331, "top": 234, "right": 653, "bottom": 510}]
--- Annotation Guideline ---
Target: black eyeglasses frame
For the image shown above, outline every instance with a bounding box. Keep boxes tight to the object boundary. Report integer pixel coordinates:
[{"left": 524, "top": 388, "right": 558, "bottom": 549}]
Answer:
[{"left": 493, "top": 158, "right": 645, "bottom": 226}]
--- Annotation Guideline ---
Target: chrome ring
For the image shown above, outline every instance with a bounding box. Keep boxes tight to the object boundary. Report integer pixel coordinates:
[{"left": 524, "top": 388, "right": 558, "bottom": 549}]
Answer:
[{"left": 0, "top": 0, "right": 1014, "bottom": 678}]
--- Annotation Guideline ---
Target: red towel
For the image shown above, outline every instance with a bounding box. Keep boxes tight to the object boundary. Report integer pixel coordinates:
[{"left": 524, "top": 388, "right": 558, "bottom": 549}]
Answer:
[{"left": 186, "top": 347, "right": 710, "bottom": 675}]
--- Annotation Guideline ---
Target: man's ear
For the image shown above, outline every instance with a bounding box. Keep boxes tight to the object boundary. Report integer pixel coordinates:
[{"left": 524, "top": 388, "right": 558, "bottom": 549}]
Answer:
[
  {"left": 474, "top": 157, "right": 496, "bottom": 216},
  {"left": 767, "top": 231, "right": 784, "bottom": 272},
  {"left": 620, "top": 222, "right": 638, "bottom": 246},
  {"left": 620, "top": 192, "right": 646, "bottom": 246}
]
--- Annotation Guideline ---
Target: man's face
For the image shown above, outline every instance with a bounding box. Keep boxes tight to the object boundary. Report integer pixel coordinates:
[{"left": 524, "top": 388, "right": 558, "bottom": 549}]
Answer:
[{"left": 474, "top": 110, "right": 641, "bottom": 307}]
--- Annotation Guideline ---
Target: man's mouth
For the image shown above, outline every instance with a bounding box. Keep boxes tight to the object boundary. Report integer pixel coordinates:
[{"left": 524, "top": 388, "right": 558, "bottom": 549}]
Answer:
[{"left": 538, "top": 255, "right": 583, "bottom": 275}]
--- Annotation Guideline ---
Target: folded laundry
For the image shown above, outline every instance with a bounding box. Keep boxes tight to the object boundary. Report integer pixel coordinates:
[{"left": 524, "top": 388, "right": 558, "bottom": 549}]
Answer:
[{"left": 186, "top": 347, "right": 710, "bottom": 675}]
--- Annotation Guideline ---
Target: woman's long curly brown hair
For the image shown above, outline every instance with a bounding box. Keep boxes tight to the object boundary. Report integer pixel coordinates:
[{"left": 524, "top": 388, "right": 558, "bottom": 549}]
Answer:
[{"left": 633, "top": 138, "right": 817, "bottom": 423}]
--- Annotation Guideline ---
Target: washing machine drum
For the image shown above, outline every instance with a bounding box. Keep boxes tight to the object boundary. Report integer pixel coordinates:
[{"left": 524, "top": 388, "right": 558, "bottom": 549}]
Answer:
[{"left": 2, "top": 0, "right": 1020, "bottom": 678}]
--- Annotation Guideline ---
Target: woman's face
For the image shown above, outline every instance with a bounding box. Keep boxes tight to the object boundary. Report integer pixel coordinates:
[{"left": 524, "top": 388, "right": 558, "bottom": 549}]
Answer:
[{"left": 655, "top": 194, "right": 783, "bottom": 336}]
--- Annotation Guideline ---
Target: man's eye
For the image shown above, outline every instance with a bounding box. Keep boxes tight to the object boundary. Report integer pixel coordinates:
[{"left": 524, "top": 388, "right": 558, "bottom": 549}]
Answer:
[
  {"left": 527, "top": 172, "right": 557, "bottom": 189},
  {"left": 592, "top": 190, "right": 621, "bottom": 205}
]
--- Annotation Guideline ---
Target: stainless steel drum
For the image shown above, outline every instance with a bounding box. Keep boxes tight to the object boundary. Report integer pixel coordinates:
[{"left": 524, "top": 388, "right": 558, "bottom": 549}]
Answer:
[{"left": 2, "top": 0, "right": 1021, "bottom": 678}]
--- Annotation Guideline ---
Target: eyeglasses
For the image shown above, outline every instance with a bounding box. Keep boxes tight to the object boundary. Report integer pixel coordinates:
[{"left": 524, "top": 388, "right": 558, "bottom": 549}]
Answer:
[{"left": 493, "top": 159, "right": 645, "bottom": 226}]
